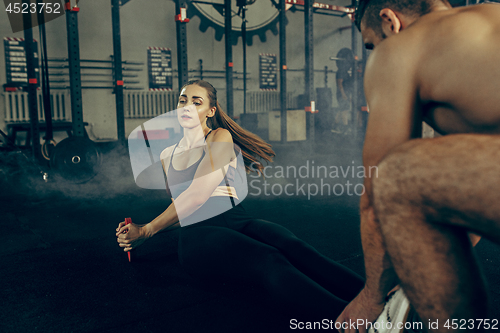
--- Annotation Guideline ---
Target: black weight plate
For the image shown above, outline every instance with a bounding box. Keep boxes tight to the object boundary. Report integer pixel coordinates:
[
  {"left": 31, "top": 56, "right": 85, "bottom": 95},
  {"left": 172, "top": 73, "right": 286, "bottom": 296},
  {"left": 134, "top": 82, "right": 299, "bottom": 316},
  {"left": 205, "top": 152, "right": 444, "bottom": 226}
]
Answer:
[
  {"left": 336, "top": 48, "right": 355, "bottom": 70},
  {"left": 50, "top": 136, "right": 102, "bottom": 183}
]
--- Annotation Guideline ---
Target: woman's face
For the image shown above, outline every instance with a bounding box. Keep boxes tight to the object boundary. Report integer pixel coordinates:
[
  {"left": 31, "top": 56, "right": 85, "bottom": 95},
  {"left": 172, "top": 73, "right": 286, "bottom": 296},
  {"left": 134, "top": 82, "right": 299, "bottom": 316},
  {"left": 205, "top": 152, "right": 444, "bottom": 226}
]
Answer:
[{"left": 177, "top": 84, "right": 215, "bottom": 129}]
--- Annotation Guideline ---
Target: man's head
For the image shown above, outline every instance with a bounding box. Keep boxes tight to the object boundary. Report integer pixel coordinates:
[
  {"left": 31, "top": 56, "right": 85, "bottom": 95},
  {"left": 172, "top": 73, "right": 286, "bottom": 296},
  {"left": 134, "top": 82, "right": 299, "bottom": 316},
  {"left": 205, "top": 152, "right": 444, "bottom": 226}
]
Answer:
[{"left": 355, "top": 0, "right": 451, "bottom": 49}]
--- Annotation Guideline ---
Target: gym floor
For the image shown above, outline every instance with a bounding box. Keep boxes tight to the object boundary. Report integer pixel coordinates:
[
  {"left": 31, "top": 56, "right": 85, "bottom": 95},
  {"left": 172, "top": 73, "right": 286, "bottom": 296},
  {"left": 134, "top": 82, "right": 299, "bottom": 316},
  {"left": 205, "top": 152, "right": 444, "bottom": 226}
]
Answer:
[{"left": 1, "top": 135, "right": 499, "bottom": 333}]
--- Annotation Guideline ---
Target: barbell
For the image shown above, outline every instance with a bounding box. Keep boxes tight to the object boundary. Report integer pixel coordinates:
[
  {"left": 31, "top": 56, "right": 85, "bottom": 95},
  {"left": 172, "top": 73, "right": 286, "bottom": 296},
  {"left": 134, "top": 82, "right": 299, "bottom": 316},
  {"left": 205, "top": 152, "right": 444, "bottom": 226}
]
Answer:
[{"left": 330, "top": 48, "right": 355, "bottom": 70}]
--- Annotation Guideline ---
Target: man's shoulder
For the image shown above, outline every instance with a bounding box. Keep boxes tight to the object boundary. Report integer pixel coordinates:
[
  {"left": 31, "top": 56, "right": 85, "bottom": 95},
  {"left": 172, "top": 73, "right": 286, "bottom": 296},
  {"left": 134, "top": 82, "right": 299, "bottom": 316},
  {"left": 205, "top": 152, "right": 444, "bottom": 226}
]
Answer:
[
  {"left": 364, "top": 35, "right": 422, "bottom": 100},
  {"left": 411, "top": 5, "right": 499, "bottom": 44},
  {"left": 366, "top": 36, "right": 416, "bottom": 73}
]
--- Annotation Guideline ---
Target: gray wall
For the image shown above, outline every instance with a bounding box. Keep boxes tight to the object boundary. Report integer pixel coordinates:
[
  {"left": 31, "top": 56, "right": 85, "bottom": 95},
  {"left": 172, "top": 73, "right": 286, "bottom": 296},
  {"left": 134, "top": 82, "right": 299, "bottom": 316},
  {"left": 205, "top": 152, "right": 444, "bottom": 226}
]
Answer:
[{"left": 0, "top": 0, "right": 359, "bottom": 141}]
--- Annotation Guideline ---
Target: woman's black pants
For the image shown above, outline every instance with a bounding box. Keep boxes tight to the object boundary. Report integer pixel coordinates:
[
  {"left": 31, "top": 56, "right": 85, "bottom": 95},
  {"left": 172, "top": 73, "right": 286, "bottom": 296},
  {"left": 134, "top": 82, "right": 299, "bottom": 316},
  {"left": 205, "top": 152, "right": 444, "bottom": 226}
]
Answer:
[{"left": 178, "top": 199, "right": 364, "bottom": 318}]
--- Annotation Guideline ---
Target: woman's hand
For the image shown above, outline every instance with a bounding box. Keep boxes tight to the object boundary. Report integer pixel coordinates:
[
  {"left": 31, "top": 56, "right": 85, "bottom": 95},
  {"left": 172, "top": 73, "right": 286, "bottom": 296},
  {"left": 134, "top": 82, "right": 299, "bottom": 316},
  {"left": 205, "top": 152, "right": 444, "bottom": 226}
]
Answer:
[{"left": 116, "top": 221, "right": 148, "bottom": 252}]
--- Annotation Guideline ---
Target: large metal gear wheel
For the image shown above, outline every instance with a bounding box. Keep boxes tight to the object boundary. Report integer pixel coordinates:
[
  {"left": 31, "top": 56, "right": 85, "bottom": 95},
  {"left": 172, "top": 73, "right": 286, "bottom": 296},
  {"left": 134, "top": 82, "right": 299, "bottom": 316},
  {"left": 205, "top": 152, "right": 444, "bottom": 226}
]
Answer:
[{"left": 187, "top": 0, "right": 287, "bottom": 46}]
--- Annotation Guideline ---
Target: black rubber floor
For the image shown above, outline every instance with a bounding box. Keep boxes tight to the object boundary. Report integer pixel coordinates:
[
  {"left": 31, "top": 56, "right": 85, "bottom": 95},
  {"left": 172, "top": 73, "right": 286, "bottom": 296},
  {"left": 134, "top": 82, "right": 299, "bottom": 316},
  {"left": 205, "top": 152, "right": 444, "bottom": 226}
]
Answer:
[{"left": 1, "top": 138, "right": 498, "bottom": 333}]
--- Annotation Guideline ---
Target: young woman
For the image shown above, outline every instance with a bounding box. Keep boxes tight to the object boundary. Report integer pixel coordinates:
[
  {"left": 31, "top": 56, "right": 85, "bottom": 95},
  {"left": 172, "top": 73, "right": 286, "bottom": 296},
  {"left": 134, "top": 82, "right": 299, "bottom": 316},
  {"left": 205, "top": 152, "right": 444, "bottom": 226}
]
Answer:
[{"left": 116, "top": 80, "right": 364, "bottom": 317}]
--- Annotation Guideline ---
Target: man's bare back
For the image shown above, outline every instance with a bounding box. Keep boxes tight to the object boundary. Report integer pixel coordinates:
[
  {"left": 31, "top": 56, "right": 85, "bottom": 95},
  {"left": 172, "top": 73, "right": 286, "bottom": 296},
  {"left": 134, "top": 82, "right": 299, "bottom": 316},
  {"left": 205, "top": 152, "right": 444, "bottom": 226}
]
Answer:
[
  {"left": 415, "top": 4, "right": 500, "bottom": 134},
  {"left": 336, "top": 2, "right": 500, "bottom": 332},
  {"left": 373, "top": 3, "right": 500, "bottom": 135}
]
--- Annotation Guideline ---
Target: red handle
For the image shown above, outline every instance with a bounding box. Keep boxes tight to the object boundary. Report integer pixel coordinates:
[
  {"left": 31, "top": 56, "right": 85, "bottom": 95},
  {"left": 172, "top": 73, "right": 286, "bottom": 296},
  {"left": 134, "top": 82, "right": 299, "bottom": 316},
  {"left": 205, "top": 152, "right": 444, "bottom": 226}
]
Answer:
[{"left": 125, "top": 218, "right": 132, "bottom": 262}]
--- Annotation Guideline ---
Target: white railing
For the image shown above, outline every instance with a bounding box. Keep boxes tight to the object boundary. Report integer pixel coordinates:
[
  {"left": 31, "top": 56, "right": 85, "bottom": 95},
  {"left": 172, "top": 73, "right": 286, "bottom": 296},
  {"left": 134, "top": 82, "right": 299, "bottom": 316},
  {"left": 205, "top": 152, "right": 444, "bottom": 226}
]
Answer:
[
  {"left": 3, "top": 91, "right": 71, "bottom": 122},
  {"left": 246, "top": 90, "right": 297, "bottom": 113},
  {"left": 124, "top": 90, "right": 179, "bottom": 118},
  {"left": 124, "top": 90, "right": 298, "bottom": 118}
]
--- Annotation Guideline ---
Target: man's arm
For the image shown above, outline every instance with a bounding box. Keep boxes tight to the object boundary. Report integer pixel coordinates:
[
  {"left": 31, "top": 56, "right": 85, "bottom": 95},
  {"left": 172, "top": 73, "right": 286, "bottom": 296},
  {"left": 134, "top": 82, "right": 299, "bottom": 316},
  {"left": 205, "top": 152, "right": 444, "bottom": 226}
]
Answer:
[
  {"left": 362, "top": 39, "right": 423, "bottom": 296},
  {"left": 336, "top": 39, "right": 422, "bottom": 332}
]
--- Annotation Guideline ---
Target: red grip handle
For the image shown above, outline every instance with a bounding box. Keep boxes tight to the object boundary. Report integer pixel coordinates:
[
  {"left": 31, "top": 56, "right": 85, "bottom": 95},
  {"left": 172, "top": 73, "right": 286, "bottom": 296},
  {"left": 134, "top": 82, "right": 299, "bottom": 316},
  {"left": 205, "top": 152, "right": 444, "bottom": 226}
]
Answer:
[{"left": 124, "top": 218, "right": 132, "bottom": 262}]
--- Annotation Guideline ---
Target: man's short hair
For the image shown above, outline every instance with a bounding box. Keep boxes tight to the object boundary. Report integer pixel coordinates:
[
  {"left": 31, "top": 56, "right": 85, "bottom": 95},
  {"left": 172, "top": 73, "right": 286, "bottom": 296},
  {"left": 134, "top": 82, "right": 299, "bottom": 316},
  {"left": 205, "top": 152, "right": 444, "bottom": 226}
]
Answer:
[{"left": 355, "top": 0, "right": 444, "bottom": 36}]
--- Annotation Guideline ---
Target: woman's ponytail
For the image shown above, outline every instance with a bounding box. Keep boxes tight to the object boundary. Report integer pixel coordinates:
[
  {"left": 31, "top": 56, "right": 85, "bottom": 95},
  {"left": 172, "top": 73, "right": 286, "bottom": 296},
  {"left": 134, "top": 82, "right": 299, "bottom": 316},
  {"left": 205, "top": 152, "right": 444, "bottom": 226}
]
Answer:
[{"left": 208, "top": 101, "right": 275, "bottom": 174}]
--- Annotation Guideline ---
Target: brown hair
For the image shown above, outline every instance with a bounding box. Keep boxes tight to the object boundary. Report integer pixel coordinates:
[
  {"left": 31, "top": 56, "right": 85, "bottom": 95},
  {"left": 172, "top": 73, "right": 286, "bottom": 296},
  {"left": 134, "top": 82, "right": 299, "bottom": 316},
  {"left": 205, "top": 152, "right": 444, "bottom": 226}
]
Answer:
[{"left": 180, "top": 80, "right": 275, "bottom": 174}]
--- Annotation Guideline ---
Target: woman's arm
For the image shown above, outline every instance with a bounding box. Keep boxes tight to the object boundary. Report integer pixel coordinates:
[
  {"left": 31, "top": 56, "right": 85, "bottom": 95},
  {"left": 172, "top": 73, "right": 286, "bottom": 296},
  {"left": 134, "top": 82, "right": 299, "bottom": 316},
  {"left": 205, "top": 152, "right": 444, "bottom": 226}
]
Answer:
[
  {"left": 116, "top": 129, "right": 235, "bottom": 250},
  {"left": 170, "top": 129, "right": 235, "bottom": 223}
]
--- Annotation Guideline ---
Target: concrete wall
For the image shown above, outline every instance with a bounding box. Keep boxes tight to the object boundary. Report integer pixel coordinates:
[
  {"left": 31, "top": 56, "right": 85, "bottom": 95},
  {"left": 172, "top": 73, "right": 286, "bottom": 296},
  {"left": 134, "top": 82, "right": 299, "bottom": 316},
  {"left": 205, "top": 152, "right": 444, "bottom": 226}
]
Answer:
[{"left": 0, "top": 0, "right": 360, "bottom": 141}]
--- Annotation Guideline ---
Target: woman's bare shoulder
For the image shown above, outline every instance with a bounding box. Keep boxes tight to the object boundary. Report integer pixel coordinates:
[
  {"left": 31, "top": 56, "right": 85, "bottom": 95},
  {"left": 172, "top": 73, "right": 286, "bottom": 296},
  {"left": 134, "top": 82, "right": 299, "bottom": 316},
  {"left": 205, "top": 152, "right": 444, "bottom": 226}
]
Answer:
[
  {"left": 160, "top": 144, "right": 176, "bottom": 160},
  {"left": 211, "top": 128, "right": 233, "bottom": 143}
]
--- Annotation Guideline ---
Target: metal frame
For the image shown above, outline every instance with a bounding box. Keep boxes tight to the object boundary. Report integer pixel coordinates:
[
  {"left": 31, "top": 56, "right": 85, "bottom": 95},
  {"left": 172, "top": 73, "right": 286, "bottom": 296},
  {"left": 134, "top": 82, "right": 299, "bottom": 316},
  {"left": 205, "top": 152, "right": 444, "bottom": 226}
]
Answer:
[
  {"left": 304, "top": 0, "right": 314, "bottom": 141},
  {"left": 279, "top": 0, "right": 287, "bottom": 143},
  {"left": 278, "top": 0, "right": 360, "bottom": 141},
  {"left": 241, "top": 5, "right": 247, "bottom": 115},
  {"left": 285, "top": 0, "right": 353, "bottom": 14},
  {"left": 37, "top": 2, "right": 53, "bottom": 144},
  {"left": 175, "top": 0, "right": 189, "bottom": 89},
  {"left": 224, "top": 0, "right": 234, "bottom": 117},
  {"left": 65, "top": 5, "right": 85, "bottom": 138},
  {"left": 351, "top": 0, "right": 359, "bottom": 139},
  {"left": 111, "top": 0, "right": 125, "bottom": 143},
  {"left": 23, "top": 0, "right": 41, "bottom": 159}
]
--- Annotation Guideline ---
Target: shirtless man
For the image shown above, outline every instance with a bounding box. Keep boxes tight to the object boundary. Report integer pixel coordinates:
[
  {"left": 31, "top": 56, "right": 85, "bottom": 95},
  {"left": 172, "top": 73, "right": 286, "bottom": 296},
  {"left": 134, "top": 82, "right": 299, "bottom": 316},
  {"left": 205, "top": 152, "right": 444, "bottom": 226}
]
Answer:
[{"left": 335, "top": 1, "right": 500, "bottom": 332}]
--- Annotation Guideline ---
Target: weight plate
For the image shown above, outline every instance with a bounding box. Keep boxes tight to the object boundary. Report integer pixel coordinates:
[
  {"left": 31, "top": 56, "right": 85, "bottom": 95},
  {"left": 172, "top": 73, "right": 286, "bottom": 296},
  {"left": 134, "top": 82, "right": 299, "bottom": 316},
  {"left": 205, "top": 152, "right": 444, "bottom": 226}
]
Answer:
[
  {"left": 49, "top": 136, "right": 102, "bottom": 183},
  {"left": 336, "top": 48, "right": 355, "bottom": 71}
]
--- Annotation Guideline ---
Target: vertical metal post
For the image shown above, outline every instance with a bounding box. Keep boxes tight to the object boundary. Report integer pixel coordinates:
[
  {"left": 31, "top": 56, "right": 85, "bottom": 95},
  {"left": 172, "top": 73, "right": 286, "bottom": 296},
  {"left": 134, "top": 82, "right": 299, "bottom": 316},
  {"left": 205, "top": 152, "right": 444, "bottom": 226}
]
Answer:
[
  {"left": 360, "top": 41, "right": 368, "bottom": 137},
  {"left": 324, "top": 66, "right": 328, "bottom": 87},
  {"left": 199, "top": 59, "right": 203, "bottom": 80},
  {"left": 242, "top": 6, "right": 247, "bottom": 115},
  {"left": 225, "top": 0, "right": 234, "bottom": 117},
  {"left": 111, "top": 0, "right": 125, "bottom": 143},
  {"left": 175, "top": 0, "right": 188, "bottom": 89},
  {"left": 305, "top": 0, "right": 314, "bottom": 141},
  {"left": 362, "top": 42, "right": 367, "bottom": 66},
  {"left": 37, "top": 5, "right": 53, "bottom": 143},
  {"left": 279, "top": 0, "right": 287, "bottom": 143},
  {"left": 65, "top": 5, "right": 85, "bottom": 138},
  {"left": 351, "top": 0, "right": 358, "bottom": 139},
  {"left": 23, "top": 1, "right": 40, "bottom": 160},
  {"left": 362, "top": 39, "right": 368, "bottom": 95}
]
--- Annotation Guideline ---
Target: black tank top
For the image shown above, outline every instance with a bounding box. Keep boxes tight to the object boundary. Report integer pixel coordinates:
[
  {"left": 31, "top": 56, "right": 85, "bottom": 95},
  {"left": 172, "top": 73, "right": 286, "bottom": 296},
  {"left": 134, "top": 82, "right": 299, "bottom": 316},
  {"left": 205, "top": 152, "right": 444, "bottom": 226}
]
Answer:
[{"left": 165, "top": 130, "right": 235, "bottom": 199}]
